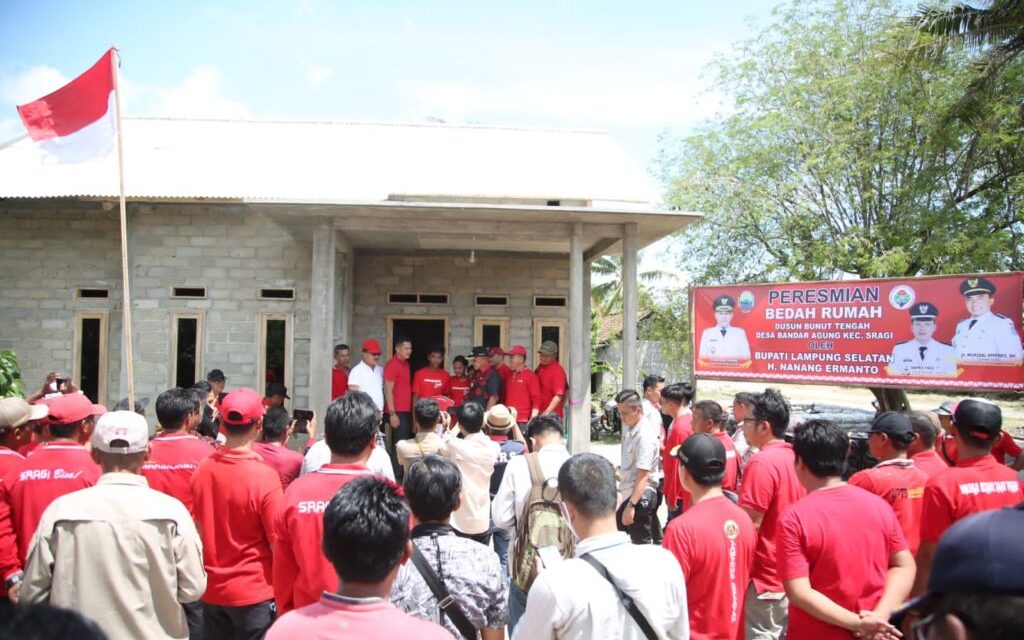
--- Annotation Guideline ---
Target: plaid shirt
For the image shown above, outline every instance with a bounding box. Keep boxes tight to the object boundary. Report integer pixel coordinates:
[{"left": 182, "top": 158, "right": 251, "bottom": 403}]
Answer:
[{"left": 390, "top": 524, "right": 507, "bottom": 635}]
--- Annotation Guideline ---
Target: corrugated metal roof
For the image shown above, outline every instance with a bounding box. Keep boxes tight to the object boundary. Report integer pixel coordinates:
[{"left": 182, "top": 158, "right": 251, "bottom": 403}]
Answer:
[{"left": 0, "top": 118, "right": 662, "bottom": 207}]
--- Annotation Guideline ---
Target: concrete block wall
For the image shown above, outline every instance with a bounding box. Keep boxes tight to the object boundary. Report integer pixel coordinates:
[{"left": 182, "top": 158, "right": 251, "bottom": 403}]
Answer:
[
  {"left": 352, "top": 252, "right": 569, "bottom": 365},
  {"left": 129, "top": 203, "right": 313, "bottom": 409},
  {"left": 0, "top": 201, "right": 124, "bottom": 404},
  {"left": 0, "top": 201, "right": 314, "bottom": 412}
]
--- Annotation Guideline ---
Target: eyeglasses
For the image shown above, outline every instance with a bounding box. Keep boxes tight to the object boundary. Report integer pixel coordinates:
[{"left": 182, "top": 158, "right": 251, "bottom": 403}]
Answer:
[{"left": 741, "top": 417, "right": 759, "bottom": 424}]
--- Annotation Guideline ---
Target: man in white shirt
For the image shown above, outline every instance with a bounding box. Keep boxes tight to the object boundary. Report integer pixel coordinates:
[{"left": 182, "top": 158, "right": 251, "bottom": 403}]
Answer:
[
  {"left": 514, "top": 453, "right": 689, "bottom": 640},
  {"left": 492, "top": 414, "right": 571, "bottom": 630},
  {"left": 952, "top": 276, "right": 1023, "bottom": 364},
  {"left": 439, "top": 402, "right": 499, "bottom": 543},
  {"left": 616, "top": 389, "right": 663, "bottom": 544},
  {"left": 889, "top": 302, "right": 956, "bottom": 376},
  {"left": 302, "top": 433, "right": 394, "bottom": 481},
  {"left": 347, "top": 338, "right": 385, "bottom": 411},
  {"left": 698, "top": 295, "right": 751, "bottom": 361}
]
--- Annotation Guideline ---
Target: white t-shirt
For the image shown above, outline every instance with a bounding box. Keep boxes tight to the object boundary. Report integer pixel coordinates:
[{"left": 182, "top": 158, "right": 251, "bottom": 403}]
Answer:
[
  {"left": 347, "top": 361, "right": 384, "bottom": 410},
  {"left": 301, "top": 438, "right": 394, "bottom": 481},
  {"left": 513, "top": 531, "right": 689, "bottom": 640},
  {"left": 439, "top": 431, "right": 500, "bottom": 535}
]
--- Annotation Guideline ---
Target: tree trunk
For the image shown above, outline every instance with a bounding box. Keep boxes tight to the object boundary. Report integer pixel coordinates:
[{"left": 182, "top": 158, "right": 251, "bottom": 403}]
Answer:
[{"left": 869, "top": 387, "right": 910, "bottom": 412}]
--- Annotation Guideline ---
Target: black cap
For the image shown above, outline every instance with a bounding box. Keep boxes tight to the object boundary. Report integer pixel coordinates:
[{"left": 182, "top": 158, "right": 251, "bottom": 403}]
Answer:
[
  {"left": 207, "top": 369, "right": 226, "bottom": 382},
  {"left": 470, "top": 346, "right": 489, "bottom": 358},
  {"left": 959, "top": 276, "right": 996, "bottom": 297},
  {"left": 953, "top": 398, "right": 1001, "bottom": 441},
  {"left": 114, "top": 396, "right": 150, "bottom": 414},
  {"left": 670, "top": 433, "right": 726, "bottom": 478},
  {"left": 266, "top": 383, "right": 290, "bottom": 399},
  {"left": 909, "top": 302, "right": 939, "bottom": 320},
  {"left": 713, "top": 295, "right": 735, "bottom": 312},
  {"left": 868, "top": 412, "right": 915, "bottom": 444},
  {"left": 892, "top": 504, "right": 1024, "bottom": 625},
  {"left": 933, "top": 400, "right": 958, "bottom": 416}
]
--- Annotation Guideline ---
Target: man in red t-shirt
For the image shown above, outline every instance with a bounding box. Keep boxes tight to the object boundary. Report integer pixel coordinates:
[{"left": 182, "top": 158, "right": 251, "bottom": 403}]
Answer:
[
  {"left": 141, "top": 387, "right": 215, "bottom": 513},
  {"left": 266, "top": 476, "right": 451, "bottom": 640},
  {"left": 663, "top": 433, "right": 755, "bottom": 640},
  {"left": 489, "top": 347, "right": 513, "bottom": 403},
  {"left": 449, "top": 356, "right": 471, "bottom": 412},
  {"left": 503, "top": 345, "right": 541, "bottom": 428},
  {"left": 848, "top": 412, "right": 929, "bottom": 555},
  {"left": 331, "top": 343, "right": 351, "bottom": 401},
  {"left": 384, "top": 336, "right": 413, "bottom": 478},
  {"left": 691, "top": 400, "right": 740, "bottom": 495},
  {"left": 253, "top": 407, "right": 305, "bottom": 490},
  {"left": 534, "top": 341, "right": 566, "bottom": 418},
  {"left": 274, "top": 391, "right": 382, "bottom": 613},
  {"left": 914, "top": 398, "right": 1024, "bottom": 597},
  {"left": 737, "top": 388, "right": 806, "bottom": 640},
  {"left": 659, "top": 382, "right": 695, "bottom": 521},
  {"left": 0, "top": 393, "right": 103, "bottom": 600},
  {"left": 906, "top": 410, "right": 949, "bottom": 479},
  {"left": 779, "top": 420, "right": 914, "bottom": 640},
  {"left": 191, "top": 387, "right": 282, "bottom": 638},
  {"left": 411, "top": 346, "right": 451, "bottom": 405},
  {"left": 0, "top": 398, "right": 46, "bottom": 600}
]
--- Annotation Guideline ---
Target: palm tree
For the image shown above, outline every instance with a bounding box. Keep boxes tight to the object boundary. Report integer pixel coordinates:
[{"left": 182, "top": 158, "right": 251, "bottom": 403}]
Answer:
[
  {"left": 590, "top": 254, "right": 673, "bottom": 316},
  {"left": 914, "top": 1, "right": 1024, "bottom": 116}
]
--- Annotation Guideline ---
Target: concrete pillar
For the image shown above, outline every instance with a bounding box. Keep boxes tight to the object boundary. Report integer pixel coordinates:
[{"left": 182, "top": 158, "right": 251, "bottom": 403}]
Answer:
[
  {"left": 337, "top": 232, "right": 354, "bottom": 344},
  {"left": 309, "top": 221, "right": 337, "bottom": 416},
  {"left": 621, "top": 222, "right": 638, "bottom": 391},
  {"left": 568, "top": 222, "right": 589, "bottom": 453}
]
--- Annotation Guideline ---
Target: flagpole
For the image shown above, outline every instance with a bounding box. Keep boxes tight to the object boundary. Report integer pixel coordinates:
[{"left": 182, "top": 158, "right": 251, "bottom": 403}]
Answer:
[{"left": 111, "top": 49, "right": 135, "bottom": 410}]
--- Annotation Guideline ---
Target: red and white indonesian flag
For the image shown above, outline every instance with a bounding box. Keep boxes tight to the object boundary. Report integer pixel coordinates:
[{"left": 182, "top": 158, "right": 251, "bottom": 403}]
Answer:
[{"left": 16, "top": 49, "right": 116, "bottom": 163}]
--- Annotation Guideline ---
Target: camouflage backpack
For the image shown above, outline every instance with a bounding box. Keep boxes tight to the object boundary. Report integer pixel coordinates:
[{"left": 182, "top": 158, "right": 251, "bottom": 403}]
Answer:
[{"left": 511, "top": 453, "right": 575, "bottom": 592}]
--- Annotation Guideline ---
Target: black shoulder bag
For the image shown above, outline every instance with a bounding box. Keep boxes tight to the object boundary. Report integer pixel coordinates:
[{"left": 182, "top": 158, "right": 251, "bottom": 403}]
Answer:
[
  {"left": 581, "top": 553, "right": 658, "bottom": 640},
  {"left": 409, "top": 538, "right": 477, "bottom": 640}
]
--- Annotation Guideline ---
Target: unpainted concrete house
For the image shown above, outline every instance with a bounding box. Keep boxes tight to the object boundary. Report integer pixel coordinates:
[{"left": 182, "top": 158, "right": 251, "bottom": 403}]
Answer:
[{"left": 0, "top": 118, "right": 696, "bottom": 451}]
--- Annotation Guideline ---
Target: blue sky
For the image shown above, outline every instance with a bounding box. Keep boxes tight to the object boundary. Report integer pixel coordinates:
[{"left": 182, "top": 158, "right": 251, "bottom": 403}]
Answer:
[{"left": 0, "top": 0, "right": 776, "bottom": 176}]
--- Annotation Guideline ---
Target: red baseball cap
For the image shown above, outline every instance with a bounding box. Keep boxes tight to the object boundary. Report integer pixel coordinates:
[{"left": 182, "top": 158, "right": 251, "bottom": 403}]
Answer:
[
  {"left": 47, "top": 393, "right": 107, "bottom": 425},
  {"left": 362, "top": 338, "right": 383, "bottom": 355},
  {"left": 488, "top": 346, "right": 505, "bottom": 357},
  {"left": 220, "top": 388, "right": 266, "bottom": 426},
  {"left": 507, "top": 345, "right": 528, "bottom": 357},
  {"left": 432, "top": 395, "right": 455, "bottom": 412}
]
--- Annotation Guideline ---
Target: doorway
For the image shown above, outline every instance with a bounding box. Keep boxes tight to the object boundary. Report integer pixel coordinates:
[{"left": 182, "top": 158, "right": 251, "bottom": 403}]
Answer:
[{"left": 387, "top": 316, "right": 449, "bottom": 374}]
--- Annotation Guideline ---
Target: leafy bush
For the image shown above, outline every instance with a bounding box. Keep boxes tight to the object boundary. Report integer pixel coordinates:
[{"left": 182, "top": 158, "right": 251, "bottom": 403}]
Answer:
[{"left": 0, "top": 351, "right": 25, "bottom": 398}]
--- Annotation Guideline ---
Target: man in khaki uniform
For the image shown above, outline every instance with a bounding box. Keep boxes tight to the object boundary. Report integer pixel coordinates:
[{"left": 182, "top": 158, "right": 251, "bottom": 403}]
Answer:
[{"left": 21, "top": 410, "right": 206, "bottom": 640}]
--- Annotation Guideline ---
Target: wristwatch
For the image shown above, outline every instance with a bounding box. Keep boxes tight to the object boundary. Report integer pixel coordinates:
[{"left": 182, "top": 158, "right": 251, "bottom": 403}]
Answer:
[{"left": 5, "top": 572, "right": 22, "bottom": 589}]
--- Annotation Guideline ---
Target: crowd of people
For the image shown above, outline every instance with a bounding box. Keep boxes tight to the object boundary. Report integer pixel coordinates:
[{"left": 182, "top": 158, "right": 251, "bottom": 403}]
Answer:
[{"left": 0, "top": 336, "right": 1022, "bottom": 640}]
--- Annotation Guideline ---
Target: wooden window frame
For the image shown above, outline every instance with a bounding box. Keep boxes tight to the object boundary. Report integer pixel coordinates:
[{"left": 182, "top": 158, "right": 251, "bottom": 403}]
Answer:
[
  {"left": 257, "top": 312, "right": 294, "bottom": 397},
  {"left": 533, "top": 318, "right": 568, "bottom": 364},
  {"left": 169, "top": 311, "right": 205, "bottom": 389},
  {"left": 73, "top": 310, "right": 109, "bottom": 406},
  {"left": 474, "top": 316, "right": 510, "bottom": 350}
]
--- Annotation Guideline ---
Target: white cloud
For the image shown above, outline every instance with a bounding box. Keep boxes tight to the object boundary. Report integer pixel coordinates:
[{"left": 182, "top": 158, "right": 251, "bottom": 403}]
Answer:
[
  {"left": 305, "top": 64, "right": 334, "bottom": 91},
  {"left": 120, "top": 65, "right": 250, "bottom": 119},
  {"left": 0, "top": 65, "right": 70, "bottom": 105}
]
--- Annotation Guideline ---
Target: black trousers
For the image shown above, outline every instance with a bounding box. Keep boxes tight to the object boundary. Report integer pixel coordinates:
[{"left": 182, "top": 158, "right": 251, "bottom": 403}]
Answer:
[
  {"left": 454, "top": 528, "right": 493, "bottom": 545},
  {"left": 183, "top": 600, "right": 204, "bottom": 640},
  {"left": 202, "top": 599, "right": 276, "bottom": 640},
  {"left": 385, "top": 411, "right": 413, "bottom": 480},
  {"left": 615, "top": 487, "right": 661, "bottom": 544}
]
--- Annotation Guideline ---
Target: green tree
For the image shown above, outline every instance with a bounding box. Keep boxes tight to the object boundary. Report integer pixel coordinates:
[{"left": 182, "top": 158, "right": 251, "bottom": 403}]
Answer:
[
  {"left": 659, "top": 0, "right": 1024, "bottom": 409},
  {"left": 590, "top": 254, "right": 674, "bottom": 315},
  {"left": 914, "top": 1, "right": 1024, "bottom": 116},
  {"left": 0, "top": 350, "right": 25, "bottom": 398}
]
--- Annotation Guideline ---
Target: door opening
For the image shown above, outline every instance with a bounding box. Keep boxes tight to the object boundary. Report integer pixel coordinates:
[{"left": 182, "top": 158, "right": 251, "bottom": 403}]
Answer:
[{"left": 387, "top": 317, "right": 449, "bottom": 375}]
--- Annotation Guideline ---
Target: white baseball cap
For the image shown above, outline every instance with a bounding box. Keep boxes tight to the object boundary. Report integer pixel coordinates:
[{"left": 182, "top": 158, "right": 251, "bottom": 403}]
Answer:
[
  {"left": 92, "top": 410, "right": 149, "bottom": 454},
  {"left": 0, "top": 397, "right": 48, "bottom": 429}
]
